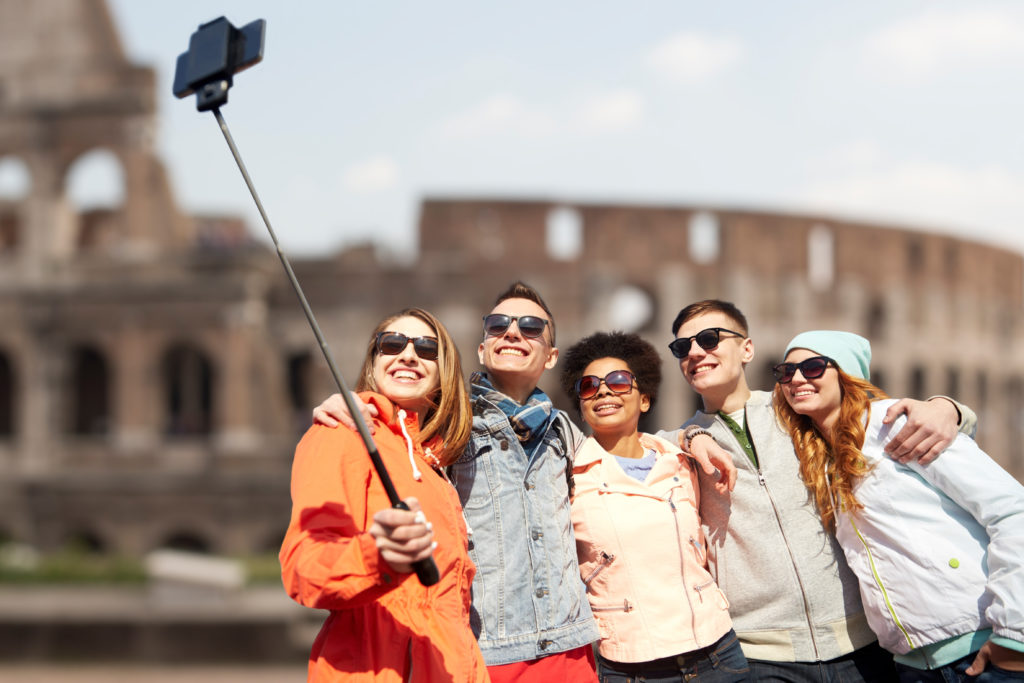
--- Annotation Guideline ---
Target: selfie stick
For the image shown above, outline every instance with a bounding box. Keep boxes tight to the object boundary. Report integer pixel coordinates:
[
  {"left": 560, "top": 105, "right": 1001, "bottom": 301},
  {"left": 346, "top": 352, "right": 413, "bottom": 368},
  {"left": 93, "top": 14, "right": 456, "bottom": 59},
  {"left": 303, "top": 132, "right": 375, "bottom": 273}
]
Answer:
[{"left": 172, "top": 17, "right": 439, "bottom": 587}]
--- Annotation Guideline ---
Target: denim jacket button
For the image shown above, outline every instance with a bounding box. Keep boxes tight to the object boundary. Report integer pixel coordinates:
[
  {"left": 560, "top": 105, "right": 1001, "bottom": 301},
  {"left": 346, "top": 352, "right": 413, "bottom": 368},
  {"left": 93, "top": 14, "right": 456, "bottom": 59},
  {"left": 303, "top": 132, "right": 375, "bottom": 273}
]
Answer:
[{"left": 500, "top": 440, "right": 510, "bottom": 450}]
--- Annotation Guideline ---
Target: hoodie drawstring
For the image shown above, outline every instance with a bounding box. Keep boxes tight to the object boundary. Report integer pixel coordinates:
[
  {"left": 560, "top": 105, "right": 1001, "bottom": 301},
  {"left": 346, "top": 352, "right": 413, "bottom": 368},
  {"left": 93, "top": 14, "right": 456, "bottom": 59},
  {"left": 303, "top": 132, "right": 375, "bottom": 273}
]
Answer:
[{"left": 397, "top": 409, "right": 423, "bottom": 481}]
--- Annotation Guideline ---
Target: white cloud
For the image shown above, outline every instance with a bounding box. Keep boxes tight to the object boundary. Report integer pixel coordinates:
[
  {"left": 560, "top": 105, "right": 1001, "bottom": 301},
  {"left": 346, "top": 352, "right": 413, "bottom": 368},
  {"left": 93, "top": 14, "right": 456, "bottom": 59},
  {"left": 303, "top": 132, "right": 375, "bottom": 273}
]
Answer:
[
  {"left": 646, "top": 31, "right": 743, "bottom": 84},
  {"left": 576, "top": 90, "right": 645, "bottom": 133},
  {"left": 439, "top": 94, "right": 555, "bottom": 139},
  {"left": 797, "top": 161, "right": 1024, "bottom": 251},
  {"left": 864, "top": 7, "right": 1024, "bottom": 79},
  {"left": 341, "top": 157, "right": 399, "bottom": 193},
  {"left": 822, "top": 139, "right": 887, "bottom": 170}
]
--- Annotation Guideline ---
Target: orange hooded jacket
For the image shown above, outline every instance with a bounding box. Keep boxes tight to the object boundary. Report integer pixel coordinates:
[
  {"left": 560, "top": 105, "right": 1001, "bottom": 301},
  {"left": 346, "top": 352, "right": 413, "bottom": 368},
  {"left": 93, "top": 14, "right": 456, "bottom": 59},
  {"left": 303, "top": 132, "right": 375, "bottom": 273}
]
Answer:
[{"left": 280, "top": 392, "right": 488, "bottom": 682}]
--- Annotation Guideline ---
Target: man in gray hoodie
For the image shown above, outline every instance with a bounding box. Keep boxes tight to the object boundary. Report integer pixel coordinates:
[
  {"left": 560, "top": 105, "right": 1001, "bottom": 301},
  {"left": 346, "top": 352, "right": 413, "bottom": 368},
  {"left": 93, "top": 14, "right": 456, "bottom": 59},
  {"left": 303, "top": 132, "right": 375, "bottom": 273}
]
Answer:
[{"left": 663, "top": 299, "right": 975, "bottom": 682}]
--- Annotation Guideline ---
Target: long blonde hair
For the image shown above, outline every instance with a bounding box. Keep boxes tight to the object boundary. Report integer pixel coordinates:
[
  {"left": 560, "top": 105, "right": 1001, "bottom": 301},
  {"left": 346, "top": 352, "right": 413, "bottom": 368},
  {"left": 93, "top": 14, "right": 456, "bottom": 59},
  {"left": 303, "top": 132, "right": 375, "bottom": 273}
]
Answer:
[
  {"left": 773, "top": 369, "right": 889, "bottom": 532},
  {"left": 356, "top": 308, "right": 472, "bottom": 466}
]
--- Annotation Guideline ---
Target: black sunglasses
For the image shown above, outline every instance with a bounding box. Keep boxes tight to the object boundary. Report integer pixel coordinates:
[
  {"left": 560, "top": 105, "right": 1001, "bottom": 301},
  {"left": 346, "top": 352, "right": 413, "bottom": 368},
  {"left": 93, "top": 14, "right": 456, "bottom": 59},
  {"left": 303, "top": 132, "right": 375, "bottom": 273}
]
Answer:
[
  {"left": 773, "top": 356, "right": 834, "bottom": 384},
  {"left": 668, "top": 327, "right": 745, "bottom": 359},
  {"left": 375, "top": 331, "right": 440, "bottom": 361},
  {"left": 575, "top": 370, "right": 636, "bottom": 400},
  {"left": 482, "top": 314, "right": 550, "bottom": 340}
]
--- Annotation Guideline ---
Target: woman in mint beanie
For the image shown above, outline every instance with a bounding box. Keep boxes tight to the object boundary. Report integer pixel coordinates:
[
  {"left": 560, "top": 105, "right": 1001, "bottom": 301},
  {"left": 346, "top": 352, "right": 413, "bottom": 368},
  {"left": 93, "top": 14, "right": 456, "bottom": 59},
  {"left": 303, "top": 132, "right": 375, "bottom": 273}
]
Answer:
[{"left": 773, "top": 330, "right": 1024, "bottom": 682}]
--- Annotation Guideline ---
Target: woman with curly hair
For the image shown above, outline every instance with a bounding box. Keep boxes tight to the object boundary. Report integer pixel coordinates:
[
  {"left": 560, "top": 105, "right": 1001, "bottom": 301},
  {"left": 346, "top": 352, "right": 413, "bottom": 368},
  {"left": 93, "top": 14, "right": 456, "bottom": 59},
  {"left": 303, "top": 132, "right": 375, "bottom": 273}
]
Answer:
[
  {"left": 561, "top": 331, "right": 748, "bottom": 682},
  {"left": 773, "top": 330, "right": 1024, "bottom": 682}
]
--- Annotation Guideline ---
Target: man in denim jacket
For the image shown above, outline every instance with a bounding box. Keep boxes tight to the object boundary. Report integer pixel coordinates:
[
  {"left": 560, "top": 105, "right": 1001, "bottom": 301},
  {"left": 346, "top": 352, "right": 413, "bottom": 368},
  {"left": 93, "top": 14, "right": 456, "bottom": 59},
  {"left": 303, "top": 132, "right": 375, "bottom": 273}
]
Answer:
[
  {"left": 314, "top": 282, "right": 598, "bottom": 681},
  {"left": 447, "top": 282, "right": 598, "bottom": 680}
]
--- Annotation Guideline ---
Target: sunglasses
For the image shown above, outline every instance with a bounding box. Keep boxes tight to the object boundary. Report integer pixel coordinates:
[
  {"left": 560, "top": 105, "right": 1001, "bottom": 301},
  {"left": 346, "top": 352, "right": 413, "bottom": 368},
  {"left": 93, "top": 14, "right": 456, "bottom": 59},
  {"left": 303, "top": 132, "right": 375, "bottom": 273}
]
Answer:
[
  {"left": 482, "top": 314, "right": 550, "bottom": 340},
  {"left": 668, "top": 327, "right": 745, "bottom": 359},
  {"left": 772, "top": 356, "right": 834, "bottom": 384},
  {"left": 375, "top": 331, "right": 440, "bottom": 361},
  {"left": 575, "top": 370, "right": 637, "bottom": 400}
]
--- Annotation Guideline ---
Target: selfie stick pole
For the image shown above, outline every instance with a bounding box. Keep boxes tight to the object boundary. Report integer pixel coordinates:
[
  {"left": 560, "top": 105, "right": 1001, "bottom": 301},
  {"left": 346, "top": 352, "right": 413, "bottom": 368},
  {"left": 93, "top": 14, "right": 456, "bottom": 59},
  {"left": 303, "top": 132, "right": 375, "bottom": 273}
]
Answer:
[
  {"left": 173, "top": 16, "right": 438, "bottom": 586},
  {"left": 209, "top": 108, "right": 439, "bottom": 587}
]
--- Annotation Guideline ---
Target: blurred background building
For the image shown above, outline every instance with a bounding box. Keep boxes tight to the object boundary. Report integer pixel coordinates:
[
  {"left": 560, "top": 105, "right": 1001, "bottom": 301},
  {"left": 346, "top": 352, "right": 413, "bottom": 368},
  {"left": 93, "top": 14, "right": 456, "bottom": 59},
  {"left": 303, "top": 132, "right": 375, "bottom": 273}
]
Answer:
[{"left": 0, "top": 0, "right": 1022, "bottom": 667}]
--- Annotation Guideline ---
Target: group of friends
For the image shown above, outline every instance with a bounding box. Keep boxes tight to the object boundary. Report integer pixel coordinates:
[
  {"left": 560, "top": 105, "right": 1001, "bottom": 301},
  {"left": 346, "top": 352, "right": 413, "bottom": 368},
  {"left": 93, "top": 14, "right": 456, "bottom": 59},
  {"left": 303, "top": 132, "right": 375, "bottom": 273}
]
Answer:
[{"left": 277, "top": 282, "right": 1024, "bottom": 682}]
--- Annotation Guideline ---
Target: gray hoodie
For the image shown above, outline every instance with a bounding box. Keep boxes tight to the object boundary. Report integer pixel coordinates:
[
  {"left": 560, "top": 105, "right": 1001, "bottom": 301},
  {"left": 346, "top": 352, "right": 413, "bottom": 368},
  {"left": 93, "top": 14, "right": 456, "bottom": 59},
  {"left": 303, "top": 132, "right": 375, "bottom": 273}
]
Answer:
[{"left": 661, "top": 390, "right": 875, "bottom": 662}]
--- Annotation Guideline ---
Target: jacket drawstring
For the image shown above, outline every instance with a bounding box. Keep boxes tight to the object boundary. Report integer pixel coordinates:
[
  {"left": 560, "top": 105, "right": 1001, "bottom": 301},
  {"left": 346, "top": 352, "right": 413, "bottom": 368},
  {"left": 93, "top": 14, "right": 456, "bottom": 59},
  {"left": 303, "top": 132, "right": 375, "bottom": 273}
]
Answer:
[{"left": 397, "top": 409, "right": 423, "bottom": 481}]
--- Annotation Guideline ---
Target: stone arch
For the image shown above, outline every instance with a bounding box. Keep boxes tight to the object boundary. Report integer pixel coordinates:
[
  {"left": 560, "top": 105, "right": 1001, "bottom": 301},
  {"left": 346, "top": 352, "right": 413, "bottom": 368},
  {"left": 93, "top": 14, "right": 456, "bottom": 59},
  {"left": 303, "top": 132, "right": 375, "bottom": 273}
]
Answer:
[
  {"left": 909, "top": 365, "right": 927, "bottom": 399},
  {"left": 63, "top": 528, "right": 108, "bottom": 554},
  {"left": 0, "top": 155, "right": 32, "bottom": 253},
  {"left": 261, "top": 528, "right": 286, "bottom": 554},
  {"left": 606, "top": 283, "right": 657, "bottom": 333},
  {"left": 0, "top": 155, "right": 32, "bottom": 200},
  {"left": 546, "top": 206, "right": 583, "bottom": 261},
  {"left": 808, "top": 224, "right": 835, "bottom": 290},
  {"left": 866, "top": 298, "right": 887, "bottom": 339},
  {"left": 286, "top": 350, "right": 313, "bottom": 433},
  {"left": 69, "top": 344, "right": 111, "bottom": 436},
  {"left": 162, "top": 343, "right": 215, "bottom": 437},
  {"left": 63, "top": 148, "right": 126, "bottom": 251},
  {"left": 688, "top": 211, "right": 720, "bottom": 264},
  {"left": 0, "top": 349, "right": 15, "bottom": 437}
]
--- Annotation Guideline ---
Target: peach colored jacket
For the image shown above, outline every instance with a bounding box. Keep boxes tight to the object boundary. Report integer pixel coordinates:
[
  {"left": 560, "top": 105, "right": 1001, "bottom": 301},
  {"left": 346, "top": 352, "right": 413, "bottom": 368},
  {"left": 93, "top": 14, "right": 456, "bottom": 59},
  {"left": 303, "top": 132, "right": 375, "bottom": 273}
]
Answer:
[
  {"left": 571, "top": 433, "right": 732, "bottom": 663},
  {"left": 279, "top": 393, "right": 488, "bottom": 682}
]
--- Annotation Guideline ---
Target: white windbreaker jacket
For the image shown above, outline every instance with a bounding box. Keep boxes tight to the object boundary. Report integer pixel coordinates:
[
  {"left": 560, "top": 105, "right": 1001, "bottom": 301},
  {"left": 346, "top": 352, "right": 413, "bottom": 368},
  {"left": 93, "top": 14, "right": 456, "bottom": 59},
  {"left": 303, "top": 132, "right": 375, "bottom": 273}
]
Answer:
[{"left": 835, "top": 399, "right": 1024, "bottom": 656}]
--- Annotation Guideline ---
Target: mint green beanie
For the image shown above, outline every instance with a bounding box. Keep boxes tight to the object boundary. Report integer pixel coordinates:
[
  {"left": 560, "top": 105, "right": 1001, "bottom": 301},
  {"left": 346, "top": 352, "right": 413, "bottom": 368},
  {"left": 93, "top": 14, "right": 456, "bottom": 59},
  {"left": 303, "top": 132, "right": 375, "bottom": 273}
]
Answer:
[{"left": 784, "top": 330, "right": 871, "bottom": 381}]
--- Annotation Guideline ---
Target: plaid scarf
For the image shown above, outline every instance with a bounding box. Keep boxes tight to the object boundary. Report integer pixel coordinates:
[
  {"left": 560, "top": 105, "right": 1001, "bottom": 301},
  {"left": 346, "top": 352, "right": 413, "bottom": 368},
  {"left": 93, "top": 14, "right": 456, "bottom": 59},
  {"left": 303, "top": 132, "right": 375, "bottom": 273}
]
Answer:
[{"left": 471, "top": 372, "right": 555, "bottom": 455}]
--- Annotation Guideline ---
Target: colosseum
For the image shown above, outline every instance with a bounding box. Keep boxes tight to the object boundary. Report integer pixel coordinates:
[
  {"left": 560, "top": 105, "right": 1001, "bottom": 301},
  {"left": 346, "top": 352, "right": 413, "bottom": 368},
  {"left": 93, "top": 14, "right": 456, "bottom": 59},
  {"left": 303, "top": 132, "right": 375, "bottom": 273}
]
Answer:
[{"left": 0, "top": 0, "right": 1021, "bottom": 559}]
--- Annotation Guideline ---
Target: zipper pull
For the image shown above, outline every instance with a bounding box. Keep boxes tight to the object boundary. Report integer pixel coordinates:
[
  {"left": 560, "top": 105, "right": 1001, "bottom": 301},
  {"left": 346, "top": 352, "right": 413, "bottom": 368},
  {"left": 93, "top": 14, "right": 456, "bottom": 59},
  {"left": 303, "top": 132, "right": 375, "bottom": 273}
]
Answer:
[{"left": 757, "top": 470, "right": 766, "bottom": 487}]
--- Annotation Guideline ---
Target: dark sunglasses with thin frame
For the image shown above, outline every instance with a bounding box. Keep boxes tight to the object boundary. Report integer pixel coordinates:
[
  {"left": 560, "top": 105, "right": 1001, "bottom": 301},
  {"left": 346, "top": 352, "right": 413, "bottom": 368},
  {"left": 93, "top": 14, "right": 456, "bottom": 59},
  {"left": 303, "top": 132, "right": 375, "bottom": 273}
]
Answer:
[
  {"left": 575, "top": 370, "right": 637, "bottom": 400},
  {"left": 375, "top": 331, "right": 440, "bottom": 361},
  {"left": 772, "top": 356, "right": 834, "bottom": 384},
  {"left": 668, "top": 327, "right": 745, "bottom": 359},
  {"left": 482, "top": 314, "right": 550, "bottom": 340}
]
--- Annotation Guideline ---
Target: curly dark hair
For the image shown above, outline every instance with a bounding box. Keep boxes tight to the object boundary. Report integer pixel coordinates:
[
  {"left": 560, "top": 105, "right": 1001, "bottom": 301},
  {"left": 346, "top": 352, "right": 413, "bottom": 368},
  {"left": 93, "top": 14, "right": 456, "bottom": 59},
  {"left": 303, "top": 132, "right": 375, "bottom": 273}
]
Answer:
[{"left": 560, "top": 331, "right": 662, "bottom": 413}]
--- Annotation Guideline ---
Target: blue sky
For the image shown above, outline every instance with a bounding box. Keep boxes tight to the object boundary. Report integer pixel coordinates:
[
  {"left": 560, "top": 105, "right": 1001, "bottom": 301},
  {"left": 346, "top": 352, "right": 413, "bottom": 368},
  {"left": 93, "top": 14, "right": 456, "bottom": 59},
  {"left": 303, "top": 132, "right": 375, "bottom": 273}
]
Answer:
[{"left": 103, "top": 1, "right": 1024, "bottom": 258}]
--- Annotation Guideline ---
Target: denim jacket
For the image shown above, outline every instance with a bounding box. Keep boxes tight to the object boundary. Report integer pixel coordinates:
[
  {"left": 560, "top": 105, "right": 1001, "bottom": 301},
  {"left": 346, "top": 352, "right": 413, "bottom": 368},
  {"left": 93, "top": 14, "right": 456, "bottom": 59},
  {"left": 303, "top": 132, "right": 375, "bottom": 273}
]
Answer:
[{"left": 448, "top": 382, "right": 598, "bottom": 665}]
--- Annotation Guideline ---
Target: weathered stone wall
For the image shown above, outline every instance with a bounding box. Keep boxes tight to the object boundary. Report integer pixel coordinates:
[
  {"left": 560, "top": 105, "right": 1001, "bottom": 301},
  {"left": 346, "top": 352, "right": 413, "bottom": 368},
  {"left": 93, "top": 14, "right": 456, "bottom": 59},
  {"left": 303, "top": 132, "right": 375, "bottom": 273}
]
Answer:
[{"left": 0, "top": 0, "right": 1021, "bottom": 560}]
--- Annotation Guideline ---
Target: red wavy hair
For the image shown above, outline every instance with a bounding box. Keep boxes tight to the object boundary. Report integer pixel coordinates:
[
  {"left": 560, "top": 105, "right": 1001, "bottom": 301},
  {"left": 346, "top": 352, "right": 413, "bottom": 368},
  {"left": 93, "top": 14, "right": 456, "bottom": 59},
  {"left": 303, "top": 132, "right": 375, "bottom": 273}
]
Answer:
[{"left": 773, "top": 369, "right": 889, "bottom": 532}]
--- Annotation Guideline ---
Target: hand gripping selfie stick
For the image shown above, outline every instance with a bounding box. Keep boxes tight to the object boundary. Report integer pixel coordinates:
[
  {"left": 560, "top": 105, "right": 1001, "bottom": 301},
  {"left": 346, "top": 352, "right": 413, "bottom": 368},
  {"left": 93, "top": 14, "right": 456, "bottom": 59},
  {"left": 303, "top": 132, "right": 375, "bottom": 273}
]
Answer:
[{"left": 173, "top": 17, "right": 439, "bottom": 587}]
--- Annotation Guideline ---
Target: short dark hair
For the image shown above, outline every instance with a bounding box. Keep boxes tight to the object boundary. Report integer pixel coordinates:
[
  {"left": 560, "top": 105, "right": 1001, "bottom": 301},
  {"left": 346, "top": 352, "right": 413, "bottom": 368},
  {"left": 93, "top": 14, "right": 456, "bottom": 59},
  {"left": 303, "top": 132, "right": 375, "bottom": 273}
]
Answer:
[
  {"left": 493, "top": 281, "right": 556, "bottom": 345},
  {"left": 560, "top": 331, "right": 662, "bottom": 413},
  {"left": 671, "top": 299, "right": 749, "bottom": 337}
]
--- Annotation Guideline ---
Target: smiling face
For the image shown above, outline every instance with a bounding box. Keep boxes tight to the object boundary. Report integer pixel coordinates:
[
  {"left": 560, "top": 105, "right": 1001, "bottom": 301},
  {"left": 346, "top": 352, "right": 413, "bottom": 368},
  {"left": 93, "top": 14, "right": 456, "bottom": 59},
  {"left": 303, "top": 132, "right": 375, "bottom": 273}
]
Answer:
[
  {"left": 674, "top": 311, "right": 754, "bottom": 412},
  {"left": 372, "top": 315, "right": 441, "bottom": 417},
  {"left": 779, "top": 347, "right": 842, "bottom": 435},
  {"left": 478, "top": 297, "right": 558, "bottom": 403},
  {"left": 578, "top": 357, "right": 648, "bottom": 442}
]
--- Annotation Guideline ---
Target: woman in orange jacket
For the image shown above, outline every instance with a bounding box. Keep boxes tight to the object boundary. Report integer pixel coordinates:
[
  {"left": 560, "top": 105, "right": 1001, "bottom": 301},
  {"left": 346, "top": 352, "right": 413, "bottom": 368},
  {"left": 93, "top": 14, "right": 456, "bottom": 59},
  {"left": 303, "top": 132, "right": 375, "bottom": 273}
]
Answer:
[
  {"left": 279, "top": 308, "right": 488, "bottom": 682},
  {"left": 560, "top": 331, "right": 747, "bottom": 682}
]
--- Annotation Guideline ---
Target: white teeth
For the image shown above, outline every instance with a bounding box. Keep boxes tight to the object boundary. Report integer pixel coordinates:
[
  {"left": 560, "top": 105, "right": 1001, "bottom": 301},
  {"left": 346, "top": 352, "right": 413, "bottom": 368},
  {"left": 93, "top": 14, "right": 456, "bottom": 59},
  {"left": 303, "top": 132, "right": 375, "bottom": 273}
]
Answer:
[
  {"left": 498, "top": 348, "right": 525, "bottom": 356},
  {"left": 394, "top": 370, "right": 419, "bottom": 380},
  {"left": 691, "top": 364, "right": 714, "bottom": 375}
]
